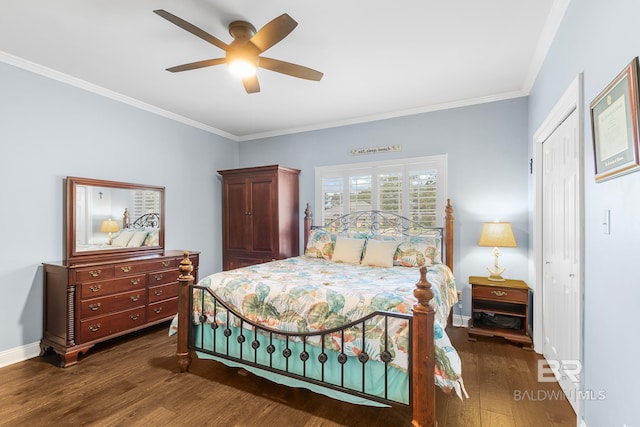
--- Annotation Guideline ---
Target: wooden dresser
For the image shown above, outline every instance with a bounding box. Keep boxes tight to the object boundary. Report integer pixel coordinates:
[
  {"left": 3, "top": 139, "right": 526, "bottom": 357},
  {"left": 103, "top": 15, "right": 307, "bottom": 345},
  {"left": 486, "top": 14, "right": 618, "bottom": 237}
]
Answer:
[
  {"left": 41, "top": 250, "right": 199, "bottom": 366},
  {"left": 219, "top": 165, "right": 300, "bottom": 270}
]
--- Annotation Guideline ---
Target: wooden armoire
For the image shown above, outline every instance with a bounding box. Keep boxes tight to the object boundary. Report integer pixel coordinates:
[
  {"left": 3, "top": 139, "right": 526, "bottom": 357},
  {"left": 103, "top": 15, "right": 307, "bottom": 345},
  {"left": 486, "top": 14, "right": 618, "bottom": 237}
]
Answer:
[{"left": 218, "top": 165, "right": 300, "bottom": 270}]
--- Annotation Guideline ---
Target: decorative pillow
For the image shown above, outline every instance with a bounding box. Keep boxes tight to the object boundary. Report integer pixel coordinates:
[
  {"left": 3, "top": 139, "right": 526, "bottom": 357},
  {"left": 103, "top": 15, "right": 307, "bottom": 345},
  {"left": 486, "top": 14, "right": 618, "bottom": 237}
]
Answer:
[
  {"left": 331, "top": 236, "right": 366, "bottom": 264},
  {"left": 126, "top": 230, "right": 149, "bottom": 247},
  {"left": 111, "top": 229, "right": 135, "bottom": 247},
  {"left": 143, "top": 229, "right": 160, "bottom": 246},
  {"left": 393, "top": 236, "right": 442, "bottom": 267},
  {"left": 360, "top": 239, "right": 400, "bottom": 268},
  {"left": 304, "top": 229, "right": 334, "bottom": 259}
]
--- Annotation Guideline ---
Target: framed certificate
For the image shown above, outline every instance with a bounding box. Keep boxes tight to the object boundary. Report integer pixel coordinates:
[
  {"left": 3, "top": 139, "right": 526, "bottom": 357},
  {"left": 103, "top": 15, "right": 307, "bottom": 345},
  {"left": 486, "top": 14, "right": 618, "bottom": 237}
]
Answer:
[{"left": 590, "top": 57, "right": 640, "bottom": 182}]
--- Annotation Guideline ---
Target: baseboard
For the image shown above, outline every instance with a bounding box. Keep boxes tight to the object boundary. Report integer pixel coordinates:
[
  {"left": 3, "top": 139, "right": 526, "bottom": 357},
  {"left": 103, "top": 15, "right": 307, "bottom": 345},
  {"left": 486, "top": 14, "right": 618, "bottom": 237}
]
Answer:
[
  {"left": 452, "top": 314, "right": 470, "bottom": 328},
  {"left": 0, "top": 341, "right": 41, "bottom": 368}
]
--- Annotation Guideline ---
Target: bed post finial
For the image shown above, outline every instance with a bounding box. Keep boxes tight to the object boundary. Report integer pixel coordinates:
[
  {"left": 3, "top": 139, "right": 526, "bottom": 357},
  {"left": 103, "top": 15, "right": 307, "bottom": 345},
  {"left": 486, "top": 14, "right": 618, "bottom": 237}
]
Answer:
[
  {"left": 411, "top": 266, "right": 436, "bottom": 427},
  {"left": 303, "top": 203, "right": 313, "bottom": 252},
  {"left": 413, "top": 266, "right": 434, "bottom": 313},
  {"left": 179, "top": 251, "right": 194, "bottom": 280},
  {"left": 177, "top": 251, "right": 194, "bottom": 373},
  {"left": 305, "top": 202, "right": 312, "bottom": 220}
]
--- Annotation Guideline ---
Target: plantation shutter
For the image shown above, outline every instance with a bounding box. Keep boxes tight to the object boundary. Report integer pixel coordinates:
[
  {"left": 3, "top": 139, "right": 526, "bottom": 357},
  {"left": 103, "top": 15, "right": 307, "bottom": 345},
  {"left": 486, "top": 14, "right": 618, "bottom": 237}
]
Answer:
[{"left": 315, "top": 155, "right": 446, "bottom": 227}]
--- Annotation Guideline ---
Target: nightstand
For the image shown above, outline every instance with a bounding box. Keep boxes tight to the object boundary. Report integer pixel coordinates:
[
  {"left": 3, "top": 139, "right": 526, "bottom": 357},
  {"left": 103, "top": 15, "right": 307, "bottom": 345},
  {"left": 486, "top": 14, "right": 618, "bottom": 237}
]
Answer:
[{"left": 467, "top": 276, "right": 532, "bottom": 349}]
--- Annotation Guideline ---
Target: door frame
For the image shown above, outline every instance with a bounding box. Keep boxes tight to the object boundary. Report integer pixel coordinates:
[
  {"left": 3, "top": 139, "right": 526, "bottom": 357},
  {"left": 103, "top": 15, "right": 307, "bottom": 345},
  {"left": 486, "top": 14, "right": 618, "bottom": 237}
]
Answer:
[{"left": 532, "top": 74, "right": 584, "bottom": 425}]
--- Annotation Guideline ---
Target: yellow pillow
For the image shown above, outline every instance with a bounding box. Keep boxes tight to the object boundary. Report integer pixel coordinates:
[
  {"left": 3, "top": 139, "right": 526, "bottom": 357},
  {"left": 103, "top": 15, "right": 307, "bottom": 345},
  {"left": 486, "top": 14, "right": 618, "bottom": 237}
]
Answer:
[
  {"left": 332, "top": 236, "right": 366, "bottom": 264},
  {"left": 361, "top": 239, "right": 399, "bottom": 268}
]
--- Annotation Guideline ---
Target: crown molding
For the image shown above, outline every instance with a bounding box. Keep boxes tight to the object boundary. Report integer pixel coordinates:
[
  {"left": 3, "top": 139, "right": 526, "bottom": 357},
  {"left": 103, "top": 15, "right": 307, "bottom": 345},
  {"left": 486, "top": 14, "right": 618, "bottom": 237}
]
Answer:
[{"left": 0, "top": 51, "right": 238, "bottom": 142}]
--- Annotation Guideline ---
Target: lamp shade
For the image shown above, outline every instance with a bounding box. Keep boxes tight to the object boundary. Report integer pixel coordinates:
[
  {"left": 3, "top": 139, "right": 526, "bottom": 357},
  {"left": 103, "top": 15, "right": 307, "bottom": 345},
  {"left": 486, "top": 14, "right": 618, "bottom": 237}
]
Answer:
[
  {"left": 100, "top": 219, "right": 120, "bottom": 233},
  {"left": 478, "top": 222, "right": 517, "bottom": 247}
]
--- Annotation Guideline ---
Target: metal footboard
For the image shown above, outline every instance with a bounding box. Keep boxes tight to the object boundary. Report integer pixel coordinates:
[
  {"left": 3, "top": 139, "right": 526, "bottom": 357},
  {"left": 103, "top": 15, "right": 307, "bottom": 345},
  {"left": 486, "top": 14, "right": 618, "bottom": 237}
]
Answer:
[{"left": 189, "top": 284, "right": 413, "bottom": 407}]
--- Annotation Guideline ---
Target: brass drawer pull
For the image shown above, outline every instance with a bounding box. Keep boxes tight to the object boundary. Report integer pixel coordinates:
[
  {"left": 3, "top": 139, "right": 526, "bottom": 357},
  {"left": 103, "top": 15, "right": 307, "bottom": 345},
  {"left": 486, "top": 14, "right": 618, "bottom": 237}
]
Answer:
[
  {"left": 89, "top": 303, "right": 101, "bottom": 311},
  {"left": 162, "top": 261, "right": 170, "bottom": 267},
  {"left": 130, "top": 278, "right": 140, "bottom": 285},
  {"left": 89, "top": 285, "right": 102, "bottom": 293},
  {"left": 154, "top": 274, "right": 163, "bottom": 281},
  {"left": 154, "top": 307, "right": 163, "bottom": 314},
  {"left": 88, "top": 270, "right": 101, "bottom": 278},
  {"left": 130, "top": 295, "right": 141, "bottom": 302},
  {"left": 121, "top": 266, "right": 132, "bottom": 273},
  {"left": 130, "top": 314, "right": 140, "bottom": 321},
  {"left": 154, "top": 290, "right": 163, "bottom": 296},
  {"left": 88, "top": 324, "right": 101, "bottom": 332},
  {"left": 491, "top": 290, "right": 508, "bottom": 297}
]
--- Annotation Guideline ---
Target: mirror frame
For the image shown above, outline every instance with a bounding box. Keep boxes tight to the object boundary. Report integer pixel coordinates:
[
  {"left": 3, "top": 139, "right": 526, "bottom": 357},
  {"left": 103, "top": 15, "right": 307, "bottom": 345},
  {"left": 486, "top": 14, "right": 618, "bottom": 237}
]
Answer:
[{"left": 66, "top": 176, "right": 165, "bottom": 262}]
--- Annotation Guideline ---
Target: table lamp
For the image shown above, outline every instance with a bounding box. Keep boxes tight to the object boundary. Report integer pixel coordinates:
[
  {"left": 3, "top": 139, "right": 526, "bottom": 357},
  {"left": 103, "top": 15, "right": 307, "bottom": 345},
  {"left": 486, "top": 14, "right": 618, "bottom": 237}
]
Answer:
[
  {"left": 478, "top": 221, "right": 517, "bottom": 281},
  {"left": 100, "top": 219, "right": 120, "bottom": 244}
]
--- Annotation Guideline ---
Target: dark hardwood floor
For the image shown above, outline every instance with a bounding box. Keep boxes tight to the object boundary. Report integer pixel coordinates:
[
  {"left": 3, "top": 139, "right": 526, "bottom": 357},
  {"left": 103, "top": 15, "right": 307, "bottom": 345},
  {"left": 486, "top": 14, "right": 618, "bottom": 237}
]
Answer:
[{"left": 0, "top": 323, "right": 575, "bottom": 426}]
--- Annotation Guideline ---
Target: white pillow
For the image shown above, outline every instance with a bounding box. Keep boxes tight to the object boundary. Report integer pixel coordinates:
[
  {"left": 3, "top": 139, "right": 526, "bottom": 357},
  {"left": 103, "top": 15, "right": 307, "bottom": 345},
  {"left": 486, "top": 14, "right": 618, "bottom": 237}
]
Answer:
[
  {"left": 126, "top": 230, "right": 149, "bottom": 247},
  {"left": 111, "top": 229, "right": 134, "bottom": 247},
  {"left": 331, "top": 236, "right": 366, "bottom": 264},
  {"left": 361, "top": 239, "right": 400, "bottom": 268}
]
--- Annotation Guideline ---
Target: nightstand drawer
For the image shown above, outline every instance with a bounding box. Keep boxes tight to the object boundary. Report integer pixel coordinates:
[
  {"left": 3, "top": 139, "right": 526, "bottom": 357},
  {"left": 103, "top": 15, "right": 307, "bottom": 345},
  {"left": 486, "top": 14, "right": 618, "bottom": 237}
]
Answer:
[{"left": 473, "top": 285, "right": 527, "bottom": 304}]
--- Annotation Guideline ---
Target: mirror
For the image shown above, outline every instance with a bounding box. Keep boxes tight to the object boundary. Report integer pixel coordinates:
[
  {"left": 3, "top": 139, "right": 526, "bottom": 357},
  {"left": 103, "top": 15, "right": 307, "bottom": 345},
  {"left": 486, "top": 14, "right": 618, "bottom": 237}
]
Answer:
[{"left": 66, "top": 177, "right": 165, "bottom": 262}]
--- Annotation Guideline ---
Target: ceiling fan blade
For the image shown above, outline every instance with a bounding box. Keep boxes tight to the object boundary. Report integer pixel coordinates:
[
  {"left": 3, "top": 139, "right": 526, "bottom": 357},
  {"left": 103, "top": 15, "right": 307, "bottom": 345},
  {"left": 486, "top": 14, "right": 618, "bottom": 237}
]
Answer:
[
  {"left": 154, "top": 9, "right": 229, "bottom": 52},
  {"left": 242, "top": 75, "right": 260, "bottom": 94},
  {"left": 258, "top": 57, "right": 323, "bottom": 81},
  {"left": 250, "top": 14, "right": 298, "bottom": 53},
  {"left": 166, "top": 58, "right": 227, "bottom": 73}
]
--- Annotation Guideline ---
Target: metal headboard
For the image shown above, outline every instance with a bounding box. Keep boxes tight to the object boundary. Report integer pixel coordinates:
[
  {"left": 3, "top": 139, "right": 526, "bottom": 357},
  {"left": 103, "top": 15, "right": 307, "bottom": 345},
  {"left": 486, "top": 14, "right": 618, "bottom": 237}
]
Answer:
[
  {"left": 314, "top": 210, "right": 442, "bottom": 236},
  {"left": 131, "top": 212, "right": 160, "bottom": 229},
  {"left": 312, "top": 210, "right": 444, "bottom": 260}
]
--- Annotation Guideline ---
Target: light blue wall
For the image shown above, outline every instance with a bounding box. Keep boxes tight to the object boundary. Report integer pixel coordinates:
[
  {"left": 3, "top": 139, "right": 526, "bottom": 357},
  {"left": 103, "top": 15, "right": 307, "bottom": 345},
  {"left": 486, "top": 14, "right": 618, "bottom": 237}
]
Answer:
[
  {"left": 238, "top": 97, "right": 531, "bottom": 317},
  {"left": 528, "top": 1, "right": 639, "bottom": 425},
  {"left": 0, "top": 62, "right": 238, "bottom": 353}
]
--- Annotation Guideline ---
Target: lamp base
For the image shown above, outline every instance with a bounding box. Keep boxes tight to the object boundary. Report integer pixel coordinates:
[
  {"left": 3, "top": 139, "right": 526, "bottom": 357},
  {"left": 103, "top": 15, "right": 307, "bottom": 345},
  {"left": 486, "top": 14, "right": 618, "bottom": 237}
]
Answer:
[{"left": 487, "top": 274, "right": 506, "bottom": 282}]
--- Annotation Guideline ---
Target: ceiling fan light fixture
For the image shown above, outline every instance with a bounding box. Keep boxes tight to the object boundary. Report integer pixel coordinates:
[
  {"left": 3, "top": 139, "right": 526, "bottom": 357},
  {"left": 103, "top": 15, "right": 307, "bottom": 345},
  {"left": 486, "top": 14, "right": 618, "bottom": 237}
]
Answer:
[{"left": 228, "top": 59, "right": 257, "bottom": 78}]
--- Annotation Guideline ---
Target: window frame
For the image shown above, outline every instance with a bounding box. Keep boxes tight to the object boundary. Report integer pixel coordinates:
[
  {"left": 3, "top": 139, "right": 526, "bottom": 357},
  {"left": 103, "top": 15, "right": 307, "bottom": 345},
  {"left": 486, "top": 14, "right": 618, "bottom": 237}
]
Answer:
[{"left": 314, "top": 154, "right": 448, "bottom": 227}]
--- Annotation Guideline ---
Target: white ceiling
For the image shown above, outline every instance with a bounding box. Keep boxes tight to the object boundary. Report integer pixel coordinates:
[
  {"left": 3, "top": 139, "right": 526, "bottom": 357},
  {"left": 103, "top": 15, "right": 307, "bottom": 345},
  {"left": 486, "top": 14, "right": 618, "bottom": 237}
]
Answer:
[{"left": 0, "top": 1, "right": 568, "bottom": 141}]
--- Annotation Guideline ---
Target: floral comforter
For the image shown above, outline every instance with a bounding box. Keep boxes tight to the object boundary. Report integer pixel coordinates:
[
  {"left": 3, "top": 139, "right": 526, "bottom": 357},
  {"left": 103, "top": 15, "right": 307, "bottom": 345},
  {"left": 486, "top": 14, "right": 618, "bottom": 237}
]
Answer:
[{"left": 182, "top": 256, "right": 466, "bottom": 398}]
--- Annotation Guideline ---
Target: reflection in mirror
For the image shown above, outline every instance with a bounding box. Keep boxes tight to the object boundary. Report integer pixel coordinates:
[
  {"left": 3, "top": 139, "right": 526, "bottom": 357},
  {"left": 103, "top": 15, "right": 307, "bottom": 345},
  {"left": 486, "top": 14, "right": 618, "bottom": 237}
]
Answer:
[{"left": 74, "top": 185, "right": 162, "bottom": 252}]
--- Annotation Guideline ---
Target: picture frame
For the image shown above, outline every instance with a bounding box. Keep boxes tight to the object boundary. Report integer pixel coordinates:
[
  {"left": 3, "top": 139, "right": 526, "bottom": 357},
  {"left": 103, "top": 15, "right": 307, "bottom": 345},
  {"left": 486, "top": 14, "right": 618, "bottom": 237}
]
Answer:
[{"left": 590, "top": 57, "right": 640, "bottom": 182}]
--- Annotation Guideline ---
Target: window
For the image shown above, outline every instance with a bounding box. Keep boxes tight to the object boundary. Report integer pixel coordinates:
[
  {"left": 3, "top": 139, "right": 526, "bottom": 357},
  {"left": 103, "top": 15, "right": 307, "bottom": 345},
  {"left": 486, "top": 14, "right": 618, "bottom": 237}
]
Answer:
[
  {"left": 315, "top": 155, "right": 447, "bottom": 227},
  {"left": 130, "top": 190, "right": 161, "bottom": 220}
]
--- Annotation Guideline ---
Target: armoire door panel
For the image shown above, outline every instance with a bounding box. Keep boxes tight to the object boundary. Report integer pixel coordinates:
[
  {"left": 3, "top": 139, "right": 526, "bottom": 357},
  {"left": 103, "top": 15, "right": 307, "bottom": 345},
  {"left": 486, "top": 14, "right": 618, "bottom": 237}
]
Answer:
[
  {"left": 250, "top": 179, "right": 276, "bottom": 252},
  {"left": 225, "top": 180, "right": 250, "bottom": 251}
]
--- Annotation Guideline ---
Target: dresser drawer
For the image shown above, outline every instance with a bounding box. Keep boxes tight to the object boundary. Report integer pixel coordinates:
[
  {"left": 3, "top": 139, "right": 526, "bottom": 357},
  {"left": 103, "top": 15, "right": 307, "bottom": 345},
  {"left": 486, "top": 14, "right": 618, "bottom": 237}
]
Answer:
[
  {"left": 473, "top": 285, "right": 528, "bottom": 304},
  {"left": 148, "top": 282, "right": 178, "bottom": 303},
  {"left": 148, "top": 269, "right": 180, "bottom": 286},
  {"left": 76, "top": 266, "right": 114, "bottom": 282},
  {"left": 78, "top": 307, "right": 146, "bottom": 343},
  {"left": 147, "top": 297, "right": 178, "bottom": 323},
  {"left": 79, "top": 274, "right": 146, "bottom": 299},
  {"left": 113, "top": 258, "right": 176, "bottom": 277},
  {"left": 79, "top": 289, "right": 146, "bottom": 318}
]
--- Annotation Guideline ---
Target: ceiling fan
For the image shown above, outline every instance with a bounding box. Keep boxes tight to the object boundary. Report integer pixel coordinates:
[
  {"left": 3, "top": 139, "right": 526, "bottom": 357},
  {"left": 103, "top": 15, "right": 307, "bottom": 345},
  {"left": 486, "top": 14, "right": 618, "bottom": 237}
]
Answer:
[{"left": 154, "top": 9, "right": 324, "bottom": 94}]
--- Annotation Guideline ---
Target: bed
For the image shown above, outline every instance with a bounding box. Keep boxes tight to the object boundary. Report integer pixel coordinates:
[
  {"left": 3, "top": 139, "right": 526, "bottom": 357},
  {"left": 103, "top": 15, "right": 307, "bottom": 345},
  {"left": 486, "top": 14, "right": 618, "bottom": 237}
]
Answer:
[{"left": 173, "top": 200, "right": 464, "bottom": 427}]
